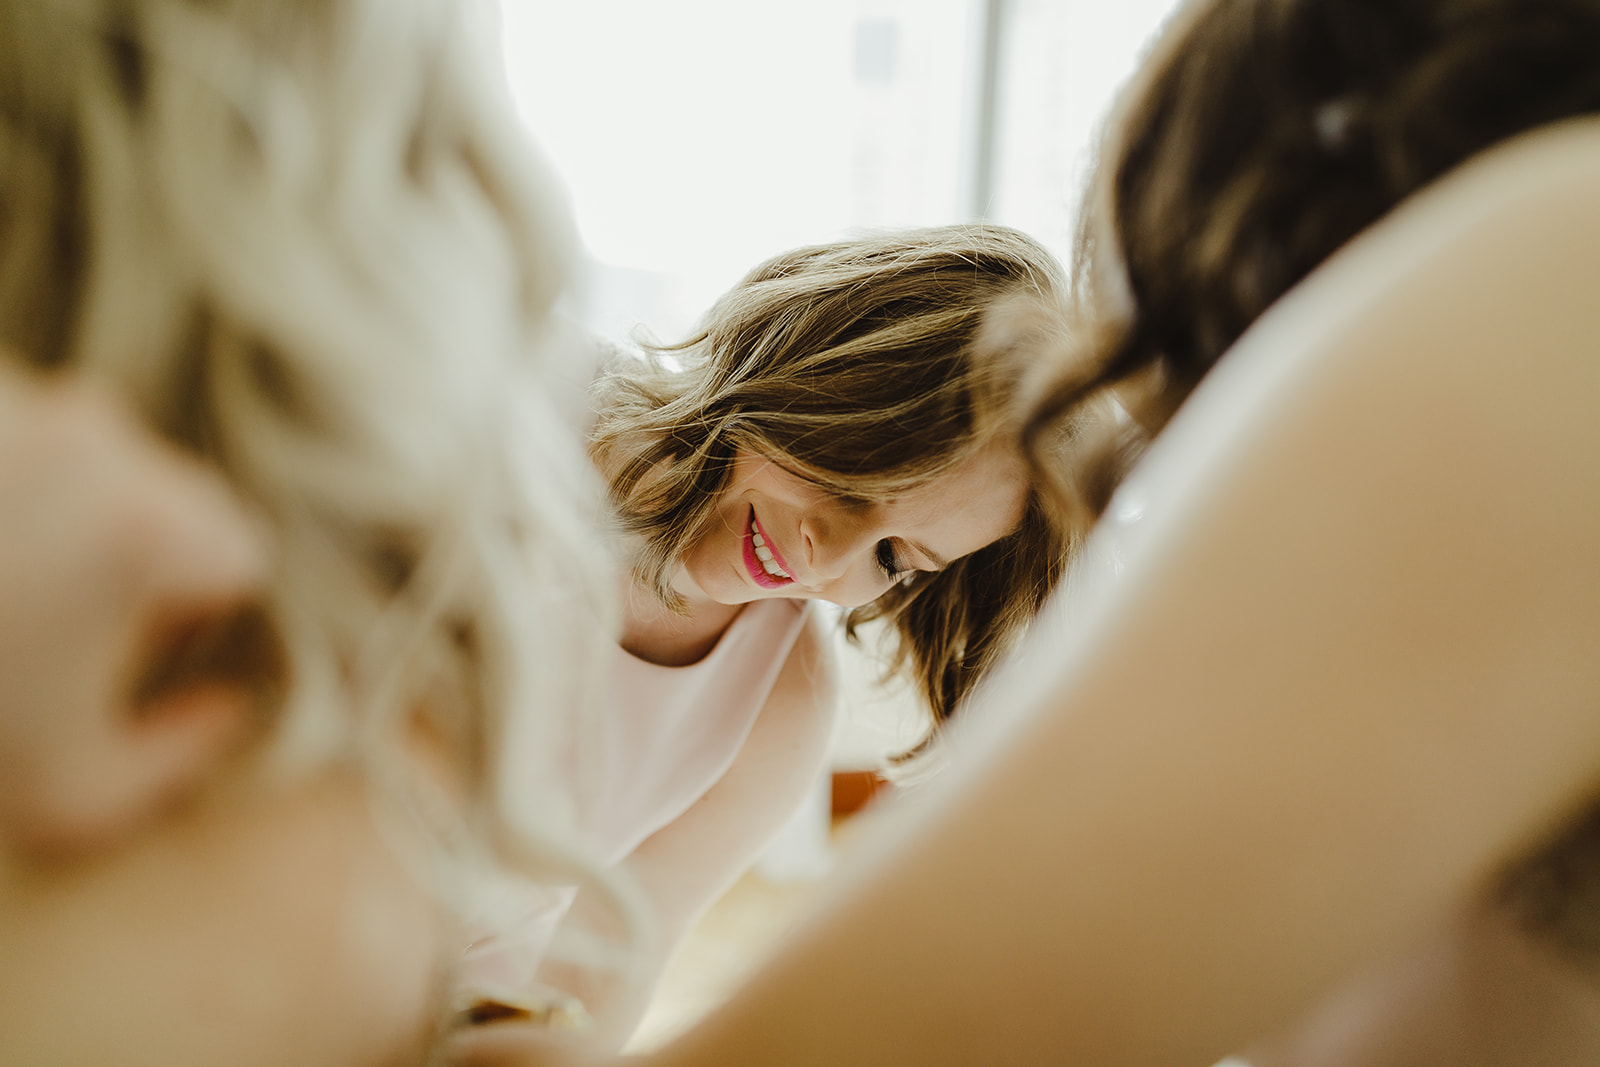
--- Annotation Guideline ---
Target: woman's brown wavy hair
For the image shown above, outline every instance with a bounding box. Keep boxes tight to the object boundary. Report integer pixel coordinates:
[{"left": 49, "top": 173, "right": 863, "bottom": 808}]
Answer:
[
  {"left": 1023, "top": 0, "right": 1600, "bottom": 966},
  {"left": 592, "top": 224, "right": 1076, "bottom": 740}
]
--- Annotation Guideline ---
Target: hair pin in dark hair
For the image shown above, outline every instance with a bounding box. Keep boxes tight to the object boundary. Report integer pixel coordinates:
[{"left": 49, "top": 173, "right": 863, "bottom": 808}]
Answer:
[{"left": 1313, "top": 95, "right": 1369, "bottom": 154}]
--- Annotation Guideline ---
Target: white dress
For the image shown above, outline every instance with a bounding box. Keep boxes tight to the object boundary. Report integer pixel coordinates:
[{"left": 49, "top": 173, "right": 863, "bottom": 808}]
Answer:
[{"left": 458, "top": 597, "right": 810, "bottom": 1005}]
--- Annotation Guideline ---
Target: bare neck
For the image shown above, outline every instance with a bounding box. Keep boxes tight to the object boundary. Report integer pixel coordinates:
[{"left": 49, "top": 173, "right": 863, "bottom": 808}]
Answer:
[{"left": 619, "top": 579, "right": 745, "bottom": 667}]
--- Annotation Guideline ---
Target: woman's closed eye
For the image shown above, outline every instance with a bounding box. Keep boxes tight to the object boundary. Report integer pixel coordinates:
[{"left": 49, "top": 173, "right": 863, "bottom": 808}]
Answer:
[{"left": 875, "top": 539, "right": 905, "bottom": 580}]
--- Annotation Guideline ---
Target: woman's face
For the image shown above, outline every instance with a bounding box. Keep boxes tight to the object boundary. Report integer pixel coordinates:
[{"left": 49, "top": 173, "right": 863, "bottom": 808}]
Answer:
[{"left": 676, "top": 442, "right": 1031, "bottom": 609}]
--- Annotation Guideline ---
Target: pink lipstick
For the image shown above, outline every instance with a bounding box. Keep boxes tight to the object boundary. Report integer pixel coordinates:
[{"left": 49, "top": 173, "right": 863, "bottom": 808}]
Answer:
[{"left": 742, "top": 507, "right": 796, "bottom": 589}]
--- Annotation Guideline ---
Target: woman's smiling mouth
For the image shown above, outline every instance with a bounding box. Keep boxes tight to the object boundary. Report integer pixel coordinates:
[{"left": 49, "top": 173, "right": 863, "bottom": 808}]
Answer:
[{"left": 743, "top": 508, "right": 795, "bottom": 588}]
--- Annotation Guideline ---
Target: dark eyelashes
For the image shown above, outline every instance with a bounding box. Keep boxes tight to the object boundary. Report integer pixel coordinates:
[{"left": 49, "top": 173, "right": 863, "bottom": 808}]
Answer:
[{"left": 875, "top": 539, "right": 903, "bottom": 580}]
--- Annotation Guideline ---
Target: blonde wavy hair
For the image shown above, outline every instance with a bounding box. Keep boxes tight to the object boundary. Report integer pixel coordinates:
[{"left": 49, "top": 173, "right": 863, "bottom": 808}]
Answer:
[{"left": 0, "top": 0, "right": 646, "bottom": 1024}]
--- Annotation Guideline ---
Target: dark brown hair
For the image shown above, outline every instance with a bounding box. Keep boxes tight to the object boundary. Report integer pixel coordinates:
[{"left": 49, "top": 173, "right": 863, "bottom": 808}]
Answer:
[
  {"left": 1027, "top": 0, "right": 1600, "bottom": 527},
  {"left": 592, "top": 225, "right": 1076, "bottom": 736},
  {"left": 1026, "top": 0, "right": 1600, "bottom": 965}
]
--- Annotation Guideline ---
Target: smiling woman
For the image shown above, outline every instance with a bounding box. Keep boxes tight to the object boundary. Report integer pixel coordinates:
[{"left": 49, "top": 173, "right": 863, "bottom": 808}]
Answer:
[
  {"left": 595, "top": 224, "right": 1073, "bottom": 723},
  {"left": 474, "top": 223, "right": 1079, "bottom": 1042},
  {"left": 681, "top": 446, "right": 1030, "bottom": 610}
]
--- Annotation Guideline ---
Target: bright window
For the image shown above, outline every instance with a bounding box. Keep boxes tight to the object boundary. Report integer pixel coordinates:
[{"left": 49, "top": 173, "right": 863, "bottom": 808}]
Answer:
[{"left": 498, "top": 0, "right": 1179, "bottom": 344}]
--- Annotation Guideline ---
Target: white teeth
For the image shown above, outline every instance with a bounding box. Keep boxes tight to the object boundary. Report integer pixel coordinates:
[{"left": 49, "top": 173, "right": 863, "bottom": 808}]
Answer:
[{"left": 749, "top": 517, "right": 791, "bottom": 579}]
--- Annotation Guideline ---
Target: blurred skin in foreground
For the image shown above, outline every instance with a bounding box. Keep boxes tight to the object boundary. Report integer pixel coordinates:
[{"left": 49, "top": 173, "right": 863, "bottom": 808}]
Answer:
[
  {"left": 0, "top": 360, "right": 266, "bottom": 853},
  {"left": 0, "top": 360, "right": 447, "bottom": 1066}
]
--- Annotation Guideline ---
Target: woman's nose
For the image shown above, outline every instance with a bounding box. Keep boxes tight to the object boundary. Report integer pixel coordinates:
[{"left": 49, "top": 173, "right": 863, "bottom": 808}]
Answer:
[{"left": 801, "top": 514, "right": 876, "bottom": 583}]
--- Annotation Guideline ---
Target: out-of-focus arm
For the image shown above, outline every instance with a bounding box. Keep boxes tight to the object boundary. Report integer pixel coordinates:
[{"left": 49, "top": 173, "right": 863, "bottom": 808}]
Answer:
[{"left": 637, "top": 120, "right": 1600, "bottom": 1067}]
